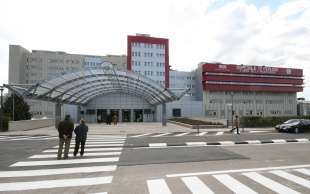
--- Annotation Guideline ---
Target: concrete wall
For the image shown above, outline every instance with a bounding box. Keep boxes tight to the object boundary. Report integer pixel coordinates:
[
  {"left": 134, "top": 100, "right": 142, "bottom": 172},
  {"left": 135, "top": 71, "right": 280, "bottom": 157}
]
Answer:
[{"left": 8, "top": 119, "right": 55, "bottom": 131}]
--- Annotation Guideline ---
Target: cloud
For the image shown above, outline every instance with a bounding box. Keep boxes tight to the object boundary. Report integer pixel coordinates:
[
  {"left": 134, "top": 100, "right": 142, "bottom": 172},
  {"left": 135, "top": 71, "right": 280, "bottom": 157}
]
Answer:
[{"left": 0, "top": 0, "right": 309, "bottom": 98}]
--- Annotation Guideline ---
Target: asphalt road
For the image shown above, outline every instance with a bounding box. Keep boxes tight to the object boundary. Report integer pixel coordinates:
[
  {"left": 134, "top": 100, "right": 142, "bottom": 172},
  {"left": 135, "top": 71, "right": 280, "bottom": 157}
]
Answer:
[{"left": 0, "top": 132, "right": 310, "bottom": 194}]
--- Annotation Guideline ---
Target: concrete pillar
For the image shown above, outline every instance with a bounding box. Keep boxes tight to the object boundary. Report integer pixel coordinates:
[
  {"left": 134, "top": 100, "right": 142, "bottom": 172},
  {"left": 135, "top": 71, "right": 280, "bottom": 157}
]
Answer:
[
  {"left": 162, "top": 103, "right": 167, "bottom": 126},
  {"left": 130, "top": 109, "right": 134, "bottom": 122},
  {"left": 55, "top": 102, "right": 62, "bottom": 128},
  {"left": 77, "top": 105, "right": 81, "bottom": 122},
  {"left": 119, "top": 109, "right": 122, "bottom": 122}
]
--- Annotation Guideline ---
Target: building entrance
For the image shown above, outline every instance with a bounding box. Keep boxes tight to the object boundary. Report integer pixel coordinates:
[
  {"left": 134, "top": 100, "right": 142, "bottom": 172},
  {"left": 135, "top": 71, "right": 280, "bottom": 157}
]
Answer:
[
  {"left": 110, "top": 109, "right": 119, "bottom": 122},
  {"left": 134, "top": 109, "right": 143, "bottom": 122},
  {"left": 97, "top": 109, "right": 107, "bottom": 123},
  {"left": 122, "top": 109, "right": 131, "bottom": 122}
]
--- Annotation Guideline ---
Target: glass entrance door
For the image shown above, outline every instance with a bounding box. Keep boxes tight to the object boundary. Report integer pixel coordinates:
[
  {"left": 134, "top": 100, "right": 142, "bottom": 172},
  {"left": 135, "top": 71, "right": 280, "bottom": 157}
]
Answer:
[
  {"left": 122, "top": 109, "right": 131, "bottom": 122},
  {"left": 134, "top": 109, "right": 143, "bottom": 122},
  {"left": 97, "top": 109, "right": 107, "bottom": 123}
]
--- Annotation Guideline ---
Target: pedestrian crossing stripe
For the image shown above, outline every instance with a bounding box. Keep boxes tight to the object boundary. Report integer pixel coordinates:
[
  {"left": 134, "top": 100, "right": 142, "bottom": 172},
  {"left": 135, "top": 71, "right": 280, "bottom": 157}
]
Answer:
[
  {"left": 43, "top": 147, "right": 123, "bottom": 153},
  {"left": 0, "top": 176, "right": 113, "bottom": 191},
  {"left": 181, "top": 176, "right": 215, "bottom": 194},
  {"left": 11, "top": 157, "right": 119, "bottom": 167},
  {"left": 29, "top": 151, "right": 122, "bottom": 158},
  {"left": 53, "top": 143, "right": 124, "bottom": 148},
  {"left": 0, "top": 165, "right": 117, "bottom": 178}
]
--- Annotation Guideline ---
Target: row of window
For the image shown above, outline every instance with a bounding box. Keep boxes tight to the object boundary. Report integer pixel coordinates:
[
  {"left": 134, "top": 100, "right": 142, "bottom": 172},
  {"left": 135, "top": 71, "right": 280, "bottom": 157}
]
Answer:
[
  {"left": 132, "top": 42, "right": 165, "bottom": 49},
  {"left": 132, "top": 61, "right": 165, "bottom": 67},
  {"left": 209, "top": 99, "right": 293, "bottom": 104},
  {"left": 132, "top": 51, "right": 165, "bottom": 58},
  {"left": 206, "top": 109, "right": 293, "bottom": 117}
]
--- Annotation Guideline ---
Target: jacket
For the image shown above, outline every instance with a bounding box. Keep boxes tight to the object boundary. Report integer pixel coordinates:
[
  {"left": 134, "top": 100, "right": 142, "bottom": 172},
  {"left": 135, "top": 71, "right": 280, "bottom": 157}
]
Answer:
[
  {"left": 58, "top": 119, "right": 74, "bottom": 138},
  {"left": 74, "top": 123, "right": 88, "bottom": 141}
]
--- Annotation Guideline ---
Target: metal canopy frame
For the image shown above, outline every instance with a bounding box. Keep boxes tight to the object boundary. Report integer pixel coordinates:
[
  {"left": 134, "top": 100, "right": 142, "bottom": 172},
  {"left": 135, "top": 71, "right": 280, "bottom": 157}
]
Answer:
[{"left": 4, "top": 68, "right": 183, "bottom": 106}]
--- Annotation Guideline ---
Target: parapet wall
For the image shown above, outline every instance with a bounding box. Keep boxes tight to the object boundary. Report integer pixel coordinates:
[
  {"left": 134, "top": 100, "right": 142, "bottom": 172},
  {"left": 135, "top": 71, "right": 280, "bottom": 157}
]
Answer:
[{"left": 9, "top": 119, "right": 55, "bottom": 131}]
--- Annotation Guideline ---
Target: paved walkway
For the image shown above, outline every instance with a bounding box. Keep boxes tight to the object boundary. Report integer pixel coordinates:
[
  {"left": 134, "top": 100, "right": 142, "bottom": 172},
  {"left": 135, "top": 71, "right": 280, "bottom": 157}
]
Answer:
[{"left": 0, "top": 122, "right": 275, "bottom": 136}]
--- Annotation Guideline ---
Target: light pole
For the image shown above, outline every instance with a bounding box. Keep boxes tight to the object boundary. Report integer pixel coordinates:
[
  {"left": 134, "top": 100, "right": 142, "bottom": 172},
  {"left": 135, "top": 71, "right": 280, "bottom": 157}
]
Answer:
[
  {"left": 0, "top": 86, "right": 4, "bottom": 130},
  {"left": 231, "top": 92, "right": 234, "bottom": 127}
]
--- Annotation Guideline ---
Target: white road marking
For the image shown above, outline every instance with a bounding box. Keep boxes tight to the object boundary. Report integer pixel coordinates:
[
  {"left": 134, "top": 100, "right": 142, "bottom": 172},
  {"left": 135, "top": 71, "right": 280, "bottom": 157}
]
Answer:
[
  {"left": 186, "top": 142, "right": 207, "bottom": 146},
  {"left": 0, "top": 176, "right": 113, "bottom": 191},
  {"left": 174, "top": 132, "right": 190, "bottom": 136},
  {"left": 167, "top": 163, "right": 310, "bottom": 178},
  {"left": 243, "top": 172, "right": 301, "bottom": 194},
  {"left": 53, "top": 144, "right": 124, "bottom": 148},
  {"left": 147, "top": 179, "right": 172, "bottom": 194},
  {"left": 90, "top": 192, "right": 107, "bottom": 194},
  {"left": 77, "top": 141, "right": 125, "bottom": 144},
  {"left": 294, "top": 168, "right": 310, "bottom": 176},
  {"left": 43, "top": 147, "right": 123, "bottom": 153},
  {"left": 270, "top": 170, "right": 310, "bottom": 189},
  {"left": 29, "top": 152, "right": 122, "bottom": 158},
  {"left": 130, "top": 133, "right": 153, "bottom": 138},
  {"left": 0, "top": 165, "right": 116, "bottom": 178},
  {"left": 215, "top": 132, "right": 224, "bottom": 135},
  {"left": 272, "top": 139, "right": 287, "bottom": 143},
  {"left": 219, "top": 141, "right": 235, "bottom": 145},
  {"left": 181, "top": 176, "right": 215, "bottom": 194},
  {"left": 213, "top": 174, "right": 258, "bottom": 194},
  {"left": 246, "top": 140, "right": 261, "bottom": 144},
  {"left": 249, "top": 131, "right": 267, "bottom": 133},
  {"left": 196, "top": 132, "right": 208, "bottom": 136},
  {"left": 149, "top": 143, "right": 167, "bottom": 147},
  {"left": 296, "top": 138, "right": 309, "bottom": 142},
  {"left": 152, "top": 133, "right": 171, "bottom": 137},
  {"left": 11, "top": 157, "right": 119, "bottom": 167}
]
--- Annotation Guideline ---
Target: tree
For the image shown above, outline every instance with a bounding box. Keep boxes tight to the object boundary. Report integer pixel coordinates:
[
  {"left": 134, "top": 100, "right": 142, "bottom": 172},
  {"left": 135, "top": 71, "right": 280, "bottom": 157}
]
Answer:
[{"left": 2, "top": 94, "right": 31, "bottom": 121}]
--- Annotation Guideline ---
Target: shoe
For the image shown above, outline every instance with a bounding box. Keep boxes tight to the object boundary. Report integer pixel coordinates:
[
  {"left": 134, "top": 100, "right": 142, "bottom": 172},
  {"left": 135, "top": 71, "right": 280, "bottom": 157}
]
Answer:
[{"left": 237, "top": 133, "right": 240, "bottom": 135}]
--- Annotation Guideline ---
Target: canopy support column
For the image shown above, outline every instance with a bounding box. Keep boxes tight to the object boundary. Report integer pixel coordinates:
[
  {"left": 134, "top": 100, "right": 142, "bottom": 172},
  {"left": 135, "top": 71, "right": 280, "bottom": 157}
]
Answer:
[
  {"left": 162, "top": 102, "right": 167, "bottom": 126},
  {"left": 55, "top": 102, "right": 62, "bottom": 128},
  {"left": 77, "top": 105, "right": 81, "bottom": 123}
]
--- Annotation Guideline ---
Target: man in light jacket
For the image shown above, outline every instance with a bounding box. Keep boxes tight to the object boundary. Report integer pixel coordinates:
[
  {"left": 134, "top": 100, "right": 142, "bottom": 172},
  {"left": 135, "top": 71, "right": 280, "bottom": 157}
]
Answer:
[{"left": 73, "top": 119, "right": 88, "bottom": 156}]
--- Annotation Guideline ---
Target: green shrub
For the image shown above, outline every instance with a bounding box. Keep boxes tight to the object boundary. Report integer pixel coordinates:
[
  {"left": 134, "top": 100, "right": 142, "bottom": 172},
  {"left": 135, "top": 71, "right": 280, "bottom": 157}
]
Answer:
[
  {"left": 0, "top": 115, "right": 10, "bottom": 132},
  {"left": 240, "top": 116, "right": 310, "bottom": 127},
  {"left": 169, "top": 117, "right": 223, "bottom": 126}
]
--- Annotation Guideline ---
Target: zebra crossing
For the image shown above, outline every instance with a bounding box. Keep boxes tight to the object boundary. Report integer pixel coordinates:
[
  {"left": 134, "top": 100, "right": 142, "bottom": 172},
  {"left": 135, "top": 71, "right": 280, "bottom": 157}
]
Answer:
[
  {"left": 129, "top": 130, "right": 269, "bottom": 138},
  {"left": 0, "top": 135, "right": 126, "bottom": 193},
  {"left": 147, "top": 164, "right": 310, "bottom": 194},
  {"left": 0, "top": 135, "right": 58, "bottom": 141}
]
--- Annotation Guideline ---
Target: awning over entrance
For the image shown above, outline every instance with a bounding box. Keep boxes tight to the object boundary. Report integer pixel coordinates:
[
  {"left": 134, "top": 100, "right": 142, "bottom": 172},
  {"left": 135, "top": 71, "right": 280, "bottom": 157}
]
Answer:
[{"left": 4, "top": 67, "right": 183, "bottom": 106}]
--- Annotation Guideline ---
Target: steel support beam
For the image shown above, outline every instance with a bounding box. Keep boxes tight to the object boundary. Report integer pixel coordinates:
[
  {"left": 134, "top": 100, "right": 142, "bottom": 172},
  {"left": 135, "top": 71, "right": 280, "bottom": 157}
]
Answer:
[
  {"left": 55, "top": 102, "right": 62, "bottom": 128},
  {"left": 162, "top": 103, "right": 167, "bottom": 126}
]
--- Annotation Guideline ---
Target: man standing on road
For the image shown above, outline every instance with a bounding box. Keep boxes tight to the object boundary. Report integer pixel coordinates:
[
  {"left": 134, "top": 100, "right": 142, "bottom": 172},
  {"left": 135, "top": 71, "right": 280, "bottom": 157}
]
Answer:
[
  {"left": 73, "top": 119, "right": 88, "bottom": 157},
  {"left": 230, "top": 115, "right": 240, "bottom": 134},
  {"left": 57, "top": 114, "right": 74, "bottom": 159}
]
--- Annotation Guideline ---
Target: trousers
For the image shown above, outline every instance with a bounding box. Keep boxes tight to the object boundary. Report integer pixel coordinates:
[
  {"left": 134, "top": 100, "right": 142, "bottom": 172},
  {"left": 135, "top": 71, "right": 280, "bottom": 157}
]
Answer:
[
  {"left": 74, "top": 139, "right": 86, "bottom": 156},
  {"left": 57, "top": 137, "right": 71, "bottom": 159}
]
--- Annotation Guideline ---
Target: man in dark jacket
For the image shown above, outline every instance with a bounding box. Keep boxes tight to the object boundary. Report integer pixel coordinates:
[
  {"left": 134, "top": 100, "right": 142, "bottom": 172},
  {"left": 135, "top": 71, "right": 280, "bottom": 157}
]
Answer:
[
  {"left": 73, "top": 119, "right": 88, "bottom": 156},
  {"left": 57, "top": 115, "right": 74, "bottom": 159}
]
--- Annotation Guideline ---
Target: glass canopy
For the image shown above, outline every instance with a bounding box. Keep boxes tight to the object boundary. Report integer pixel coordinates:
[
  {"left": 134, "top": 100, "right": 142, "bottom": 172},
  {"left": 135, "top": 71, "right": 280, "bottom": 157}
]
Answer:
[{"left": 5, "top": 68, "right": 183, "bottom": 106}]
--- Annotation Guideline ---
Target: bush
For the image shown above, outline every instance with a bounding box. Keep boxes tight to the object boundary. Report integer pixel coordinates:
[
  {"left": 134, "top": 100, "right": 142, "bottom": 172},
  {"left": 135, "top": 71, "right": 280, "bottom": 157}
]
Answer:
[
  {"left": 169, "top": 117, "right": 223, "bottom": 126},
  {"left": 240, "top": 116, "right": 310, "bottom": 127},
  {"left": 0, "top": 115, "right": 10, "bottom": 132}
]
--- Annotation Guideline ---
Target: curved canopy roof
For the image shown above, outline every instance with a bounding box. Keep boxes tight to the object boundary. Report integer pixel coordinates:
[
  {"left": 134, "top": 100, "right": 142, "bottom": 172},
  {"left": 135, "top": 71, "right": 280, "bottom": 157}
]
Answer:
[{"left": 5, "top": 68, "right": 184, "bottom": 106}]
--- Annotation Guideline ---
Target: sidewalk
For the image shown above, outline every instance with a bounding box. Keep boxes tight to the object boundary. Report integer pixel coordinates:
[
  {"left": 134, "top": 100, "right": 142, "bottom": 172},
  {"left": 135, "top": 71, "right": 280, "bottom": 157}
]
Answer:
[{"left": 0, "top": 122, "right": 275, "bottom": 136}]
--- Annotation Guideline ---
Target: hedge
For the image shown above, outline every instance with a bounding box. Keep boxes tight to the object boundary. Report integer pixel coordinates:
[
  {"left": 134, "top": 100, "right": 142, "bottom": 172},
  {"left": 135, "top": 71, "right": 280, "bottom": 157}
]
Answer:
[
  {"left": 240, "top": 116, "right": 310, "bottom": 127},
  {"left": 169, "top": 117, "right": 223, "bottom": 126},
  {"left": 0, "top": 116, "right": 10, "bottom": 132}
]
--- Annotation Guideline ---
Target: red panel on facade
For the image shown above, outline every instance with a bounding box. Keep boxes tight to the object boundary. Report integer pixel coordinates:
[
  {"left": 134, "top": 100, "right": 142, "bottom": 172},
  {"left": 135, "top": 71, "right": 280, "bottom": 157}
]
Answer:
[
  {"left": 203, "top": 75, "right": 303, "bottom": 85},
  {"left": 202, "top": 63, "right": 303, "bottom": 77},
  {"left": 127, "top": 35, "right": 169, "bottom": 88},
  {"left": 203, "top": 84, "right": 303, "bottom": 92}
]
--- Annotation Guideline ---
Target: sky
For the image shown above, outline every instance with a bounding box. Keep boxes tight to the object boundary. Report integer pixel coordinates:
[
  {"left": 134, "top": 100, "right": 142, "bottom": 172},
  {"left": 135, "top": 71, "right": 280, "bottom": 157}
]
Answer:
[{"left": 0, "top": 0, "right": 309, "bottom": 97}]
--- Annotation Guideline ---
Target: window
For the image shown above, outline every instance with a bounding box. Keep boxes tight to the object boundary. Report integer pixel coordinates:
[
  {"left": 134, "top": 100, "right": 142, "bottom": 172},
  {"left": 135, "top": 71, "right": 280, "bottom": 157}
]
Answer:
[
  {"left": 172, "top": 109, "right": 181, "bottom": 117},
  {"left": 86, "top": 109, "right": 95, "bottom": 115}
]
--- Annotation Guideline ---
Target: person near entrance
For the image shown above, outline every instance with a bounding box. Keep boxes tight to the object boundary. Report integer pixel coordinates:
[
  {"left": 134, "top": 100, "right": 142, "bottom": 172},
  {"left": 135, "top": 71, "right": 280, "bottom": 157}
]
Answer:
[
  {"left": 73, "top": 119, "right": 88, "bottom": 157},
  {"left": 230, "top": 115, "right": 240, "bottom": 134},
  {"left": 57, "top": 115, "right": 74, "bottom": 159},
  {"left": 112, "top": 114, "right": 118, "bottom": 125}
]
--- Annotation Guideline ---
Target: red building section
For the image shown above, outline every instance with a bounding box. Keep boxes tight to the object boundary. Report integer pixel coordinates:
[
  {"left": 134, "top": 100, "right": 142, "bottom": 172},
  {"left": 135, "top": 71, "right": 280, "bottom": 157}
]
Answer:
[
  {"left": 127, "top": 35, "right": 170, "bottom": 88},
  {"left": 202, "top": 63, "right": 303, "bottom": 92}
]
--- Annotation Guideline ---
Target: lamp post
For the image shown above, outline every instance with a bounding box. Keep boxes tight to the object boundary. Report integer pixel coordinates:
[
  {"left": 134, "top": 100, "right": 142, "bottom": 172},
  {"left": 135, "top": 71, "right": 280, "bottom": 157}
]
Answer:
[
  {"left": 0, "top": 86, "right": 4, "bottom": 130},
  {"left": 231, "top": 92, "right": 234, "bottom": 127}
]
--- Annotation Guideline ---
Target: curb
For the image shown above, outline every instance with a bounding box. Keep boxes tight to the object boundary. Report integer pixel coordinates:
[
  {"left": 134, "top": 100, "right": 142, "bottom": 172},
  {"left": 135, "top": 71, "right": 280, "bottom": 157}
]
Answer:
[{"left": 123, "top": 138, "right": 310, "bottom": 148}]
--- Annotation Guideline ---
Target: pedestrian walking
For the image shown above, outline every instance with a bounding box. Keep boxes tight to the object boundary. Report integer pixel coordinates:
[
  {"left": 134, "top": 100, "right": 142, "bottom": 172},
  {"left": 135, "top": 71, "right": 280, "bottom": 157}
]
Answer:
[
  {"left": 73, "top": 119, "right": 88, "bottom": 157},
  {"left": 57, "top": 115, "right": 74, "bottom": 159},
  {"left": 230, "top": 115, "right": 240, "bottom": 134}
]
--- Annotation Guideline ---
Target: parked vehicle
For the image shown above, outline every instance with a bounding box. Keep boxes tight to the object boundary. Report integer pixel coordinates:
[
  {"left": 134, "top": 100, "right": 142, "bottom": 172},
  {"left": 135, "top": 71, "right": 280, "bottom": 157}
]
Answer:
[{"left": 275, "top": 119, "right": 310, "bottom": 133}]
